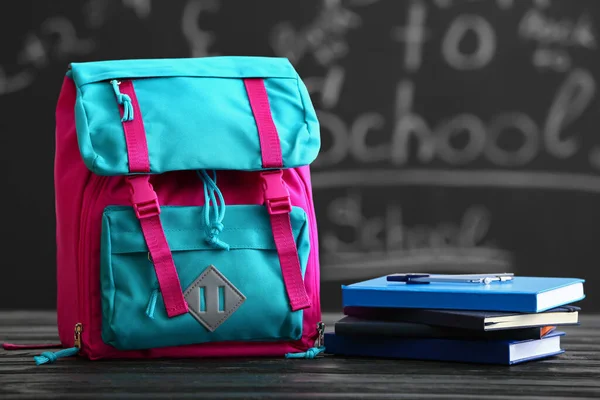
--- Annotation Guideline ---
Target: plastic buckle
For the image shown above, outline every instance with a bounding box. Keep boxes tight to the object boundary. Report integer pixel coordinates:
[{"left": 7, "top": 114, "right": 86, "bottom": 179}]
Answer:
[
  {"left": 260, "top": 170, "right": 291, "bottom": 215},
  {"left": 126, "top": 175, "right": 160, "bottom": 219}
]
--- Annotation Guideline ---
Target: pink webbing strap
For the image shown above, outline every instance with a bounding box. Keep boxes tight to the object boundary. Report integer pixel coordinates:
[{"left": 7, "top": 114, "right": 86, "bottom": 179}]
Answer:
[
  {"left": 244, "top": 78, "right": 311, "bottom": 312},
  {"left": 243, "top": 79, "right": 283, "bottom": 168},
  {"left": 126, "top": 176, "right": 188, "bottom": 317},
  {"left": 118, "top": 81, "right": 150, "bottom": 173},
  {"left": 118, "top": 81, "right": 188, "bottom": 318}
]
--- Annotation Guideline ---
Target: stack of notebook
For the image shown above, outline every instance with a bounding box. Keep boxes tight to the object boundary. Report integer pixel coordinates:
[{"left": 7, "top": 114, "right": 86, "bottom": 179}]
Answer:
[{"left": 324, "top": 273, "right": 585, "bottom": 365}]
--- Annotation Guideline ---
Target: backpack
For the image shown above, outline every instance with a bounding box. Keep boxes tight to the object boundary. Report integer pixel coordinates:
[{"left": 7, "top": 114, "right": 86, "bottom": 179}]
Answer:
[{"left": 41, "top": 56, "right": 322, "bottom": 364}]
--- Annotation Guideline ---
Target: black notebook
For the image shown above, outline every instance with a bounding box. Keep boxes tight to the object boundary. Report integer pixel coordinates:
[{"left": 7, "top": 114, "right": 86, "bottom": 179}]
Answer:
[
  {"left": 343, "top": 305, "right": 580, "bottom": 331},
  {"left": 334, "top": 316, "right": 555, "bottom": 340}
]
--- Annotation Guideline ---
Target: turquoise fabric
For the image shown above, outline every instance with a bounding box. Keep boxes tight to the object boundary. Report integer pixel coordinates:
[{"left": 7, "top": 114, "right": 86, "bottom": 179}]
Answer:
[
  {"left": 100, "top": 205, "right": 310, "bottom": 351},
  {"left": 70, "top": 56, "right": 320, "bottom": 175}
]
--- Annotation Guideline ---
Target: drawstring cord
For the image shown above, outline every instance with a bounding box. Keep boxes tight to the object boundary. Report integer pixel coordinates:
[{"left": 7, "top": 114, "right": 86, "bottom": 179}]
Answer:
[
  {"left": 110, "top": 80, "right": 134, "bottom": 122},
  {"left": 197, "top": 170, "right": 230, "bottom": 251}
]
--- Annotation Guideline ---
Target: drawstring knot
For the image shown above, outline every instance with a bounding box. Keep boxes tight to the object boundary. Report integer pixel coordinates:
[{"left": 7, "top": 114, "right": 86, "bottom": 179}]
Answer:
[
  {"left": 110, "top": 80, "right": 134, "bottom": 122},
  {"left": 35, "top": 351, "right": 57, "bottom": 364},
  {"left": 33, "top": 347, "right": 79, "bottom": 365},
  {"left": 206, "top": 221, "right": 229, "bottom": 250},
  {"left": 285, "top": 346, "right": 326, "bottom": 359},
  {"left": 197, "top": 170, "right": 229, "bottom": 251}
]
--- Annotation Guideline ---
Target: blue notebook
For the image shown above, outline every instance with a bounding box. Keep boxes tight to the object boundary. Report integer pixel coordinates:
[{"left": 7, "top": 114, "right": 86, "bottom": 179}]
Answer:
[
  {"left": 324, "top": 331, "right": 566, "bottom": 365},
  {"left": 342, "top": 276, "right": 585, "bottom": 313}
]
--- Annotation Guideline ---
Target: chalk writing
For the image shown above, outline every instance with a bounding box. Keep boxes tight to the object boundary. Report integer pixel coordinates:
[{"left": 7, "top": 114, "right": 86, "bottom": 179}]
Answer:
[
  {"left": 532, "top": 48, "right": 571, "bottom": 72},
  {"left": 1, "top": 15, "right": 95, "bottom": 96},
  {"left": 303, "top": 66, "right": 345, "bottom": 109},
  {"left": 17, "top": 34, "right": 47, "bottom": 68},
  {"left": 320, "top": 192, "right": 512, "bottom": 277},
  {"left": 0, "top": 68, "right": 34, "bottom": 96},
  {"left": 1, "top": 0, "right": 598, "bottom": 285},
  {"left": 83, "top": 0, "right": 109, "bottom": 29},
  {"left": 519, "top": 6, "right": 596, "bottom": 72},
  {"left": 41, "top": 17, "right": 95, "bottom": 58},
  {"left": 544, "top": 68, "right": 595, "bottom": 159},
  {"left": 314, "top": 2, "right": 598, "bottom": 174},
  {"left": 434, "top": 0, "right": 550, "bottom": 9},
  {"left": 315, "top": 67, "right": 596, "bottom": 170},
  {"left": 442, "top": 14, "right": 496, "bottom": 70},
  {"left": 1, "top": 0, "right": 156, "bottom": 97},
  {"left": 391, "top": 1, "right": 429, "bottom": 72},
  {"left": 519, "top": 8, "right": 596, "bottom": 49},
  {"left": 497, "top": 0, "right": 514, "bottom": 9},
  {"left": 181, "top": 0, "right": 220, "bottom": 57},
  {"left": 309, "top": 0, "right": 600, "bottom": 280},
  {"left": 312, "top": 169, "right": 600, "bottom": 194},
  {"left": 270, "top": 0, "right": 361, "bottom": 66},
  {"left": 123, "top": 0, "right": 152, "bottom": 19}
]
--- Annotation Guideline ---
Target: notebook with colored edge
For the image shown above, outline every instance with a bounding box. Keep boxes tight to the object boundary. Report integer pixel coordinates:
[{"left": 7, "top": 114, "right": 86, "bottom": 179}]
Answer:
[
  {"left": 342, "top": 276, "right": 585, "bottom": 313},
  {"left": 342, "top": 305, "right": 580, "bottom": 331},
  {"left": 334, "top": 316, "right": 557, "bottom": 341},
  {"left": 324, "top": 331, "right": 566, "bottom": 365}
]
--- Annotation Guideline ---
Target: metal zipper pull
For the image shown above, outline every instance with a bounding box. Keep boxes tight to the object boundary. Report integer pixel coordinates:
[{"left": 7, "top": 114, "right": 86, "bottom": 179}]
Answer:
[
  {"left": 74, "top": 323, "right": 83, "bottom": 349},
  {"left": 316, "top": 321, "right": 325, "bottom": 348}
]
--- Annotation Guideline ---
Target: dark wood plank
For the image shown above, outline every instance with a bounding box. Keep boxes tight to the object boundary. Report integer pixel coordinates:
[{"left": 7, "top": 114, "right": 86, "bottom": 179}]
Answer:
[{"left": 1, "top": 312, "right": 600, "bottom": 399}]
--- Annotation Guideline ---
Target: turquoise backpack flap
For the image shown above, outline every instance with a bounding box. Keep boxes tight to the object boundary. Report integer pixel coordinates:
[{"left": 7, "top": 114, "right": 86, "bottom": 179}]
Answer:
[{"left": 69, "top": 56, "right": 320, "bottom": 175}]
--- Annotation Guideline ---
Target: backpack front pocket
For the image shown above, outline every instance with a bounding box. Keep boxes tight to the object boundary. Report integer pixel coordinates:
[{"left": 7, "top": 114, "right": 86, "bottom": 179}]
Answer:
[{"left": 100, "top": 204, "right": 310, "bottom": 351}]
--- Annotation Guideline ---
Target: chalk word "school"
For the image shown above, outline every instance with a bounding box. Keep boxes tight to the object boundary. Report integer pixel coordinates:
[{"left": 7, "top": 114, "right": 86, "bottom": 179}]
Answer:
[
  {"left": 314, "top": 68, "right": 595, "bottom": 168},
  {"left": 320, "top": 193, "right": 512, "bottom": 279}
]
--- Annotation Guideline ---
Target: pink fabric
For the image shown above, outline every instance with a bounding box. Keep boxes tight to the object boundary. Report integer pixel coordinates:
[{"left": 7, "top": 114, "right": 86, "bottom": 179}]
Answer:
[
  {"left": 119, "top": 82, "right": 187, "bottom": 317},
  {"left": 3, "top": 343, "right": 62, "bottom": 350},
  {"left": 243, "top": 79, "right": 283, "bottom": 168},
  {"left": 126, "top": 175, "right": 188, "bottom": 317},
  {"left": 54, "top": 77, "right": 321, "bottom": 360},
  {"left": 118, "top": 81, "right": 150, "bottom": 173},
  {"left": 245, "top": 78, "right": 311, "bottom": 311}
]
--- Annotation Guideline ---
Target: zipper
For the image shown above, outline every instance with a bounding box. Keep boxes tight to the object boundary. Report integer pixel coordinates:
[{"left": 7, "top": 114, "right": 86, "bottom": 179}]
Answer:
[
  {"left": 72, "top": 79, "right": 130, "bottom": 354},
  {"left": 73, "top": 323, "right": 83, "bottom": 349},
  {"left": 77, "top": 174, "right": 108, "bottom": 353},
  {"left": 293, "top": 168, "right": 323, "bottom": 348},
  {"left": 316, "top": 321, "right": 325, "bottom": 348}
]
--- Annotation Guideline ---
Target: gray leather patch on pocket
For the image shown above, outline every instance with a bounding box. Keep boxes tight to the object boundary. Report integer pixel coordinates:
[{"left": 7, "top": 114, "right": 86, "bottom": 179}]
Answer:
[{"left": 183, "top": 265, "right": 246, "bottom": 332}]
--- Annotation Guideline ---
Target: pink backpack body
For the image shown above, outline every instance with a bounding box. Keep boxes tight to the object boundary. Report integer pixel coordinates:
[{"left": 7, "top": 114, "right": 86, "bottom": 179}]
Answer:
[{"left": 49, "top": 56, "right": 322, "bottom": 362}]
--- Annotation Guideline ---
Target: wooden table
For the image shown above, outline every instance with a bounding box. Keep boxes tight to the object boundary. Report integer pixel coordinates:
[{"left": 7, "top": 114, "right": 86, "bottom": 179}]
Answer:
[{"left": 1, "top": 311, "right": 599, "bottom": 399}]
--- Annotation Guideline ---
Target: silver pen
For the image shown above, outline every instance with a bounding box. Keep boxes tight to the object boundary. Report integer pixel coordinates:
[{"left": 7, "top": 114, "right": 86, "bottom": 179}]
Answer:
[{"left": 387, "top": 273, "right": 514, "bottom": 284}]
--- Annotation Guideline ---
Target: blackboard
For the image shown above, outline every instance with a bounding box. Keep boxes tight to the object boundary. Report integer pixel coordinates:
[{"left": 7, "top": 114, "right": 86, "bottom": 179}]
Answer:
[{"left": 1, "top": 0, "right": 598, "bottom": 312}]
